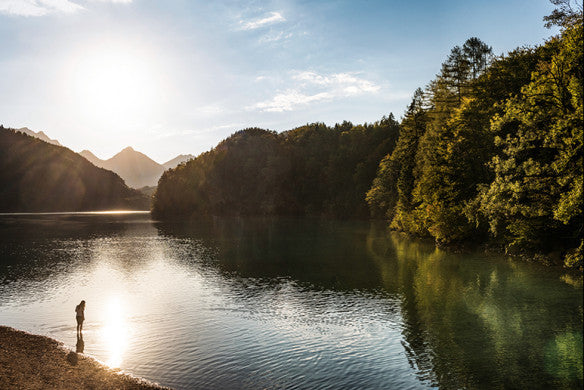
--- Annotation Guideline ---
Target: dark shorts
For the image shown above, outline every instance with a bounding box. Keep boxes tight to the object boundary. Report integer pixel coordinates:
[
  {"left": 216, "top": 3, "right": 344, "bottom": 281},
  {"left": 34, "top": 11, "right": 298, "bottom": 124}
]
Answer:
[{"left": 76, "top": 316, "right": 84, "bottom": 324}]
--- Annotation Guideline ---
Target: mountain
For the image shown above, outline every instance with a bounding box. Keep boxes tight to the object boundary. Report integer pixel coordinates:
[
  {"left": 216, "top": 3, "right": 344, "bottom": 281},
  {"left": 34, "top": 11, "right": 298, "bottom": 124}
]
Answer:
[
  {"left": 16, "top": 127, "right": 61, "bottom": 146},
  {"left": 162, "top": 154, "right": 194, "bottom": 170},
  {"left": 79, "top": 148, "right": 193, "bottom": 188},
  {"left": 9, "top": 127, "right": 189, "bottom": 189},
  {"left": 0, "top": 126, "right": 149, "bottom": 212},
  {"left": 79, "top": 149, "right": 102, "bottom": 167},
  {"left": 102, "top": 147, "right": 165, "bottom": 189},
  {"left": 80, "top": 147, "right": 165, "bottom": 188}
]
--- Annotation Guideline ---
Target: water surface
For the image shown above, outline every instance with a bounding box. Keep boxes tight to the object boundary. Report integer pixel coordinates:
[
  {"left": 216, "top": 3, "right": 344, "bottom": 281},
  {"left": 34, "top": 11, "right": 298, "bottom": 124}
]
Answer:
[{"left": 0, "top": 213, "right": 581, "bottom": 389}]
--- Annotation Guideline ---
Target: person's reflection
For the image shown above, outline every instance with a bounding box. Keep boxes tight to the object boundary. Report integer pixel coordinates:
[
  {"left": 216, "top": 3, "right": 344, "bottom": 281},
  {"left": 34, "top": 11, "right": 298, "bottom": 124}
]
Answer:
[{"left": 76, "top": 332, "right": 84, "bottom": 354}]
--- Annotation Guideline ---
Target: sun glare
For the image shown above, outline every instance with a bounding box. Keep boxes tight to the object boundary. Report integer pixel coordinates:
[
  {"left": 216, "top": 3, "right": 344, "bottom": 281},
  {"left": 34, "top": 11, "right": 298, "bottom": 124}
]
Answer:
[
  {"left": 66, "top": 43, "right": 163, "bottom": 126},
  {"left": 101, "top": 296, "right": 130, "bottom": 368}
]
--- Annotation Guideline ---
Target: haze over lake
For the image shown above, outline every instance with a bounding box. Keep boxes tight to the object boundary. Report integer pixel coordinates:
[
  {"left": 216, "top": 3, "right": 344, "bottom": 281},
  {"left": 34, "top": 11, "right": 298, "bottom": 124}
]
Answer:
[{"left": 0, "top": 212, "right": 581, "bottom": 389}]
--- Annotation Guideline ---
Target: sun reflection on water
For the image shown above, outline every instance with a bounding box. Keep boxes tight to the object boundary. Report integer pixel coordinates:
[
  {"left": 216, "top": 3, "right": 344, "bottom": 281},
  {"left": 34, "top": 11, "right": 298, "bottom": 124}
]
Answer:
[{"left": 101, "top": 297, "right": 130, "bottom": 368}]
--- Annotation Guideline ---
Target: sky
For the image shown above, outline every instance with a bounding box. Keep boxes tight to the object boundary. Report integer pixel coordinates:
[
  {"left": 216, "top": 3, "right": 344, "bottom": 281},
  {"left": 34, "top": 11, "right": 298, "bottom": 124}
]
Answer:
[{"left": 0, "top": 0, "right": 560, "bottom": 163}]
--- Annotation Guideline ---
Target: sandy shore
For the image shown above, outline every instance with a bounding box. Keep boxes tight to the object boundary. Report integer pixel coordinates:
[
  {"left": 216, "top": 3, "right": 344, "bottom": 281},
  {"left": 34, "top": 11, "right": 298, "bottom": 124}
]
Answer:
[{"left": 0, "top": 326, "right": 170, "bottom": 390}]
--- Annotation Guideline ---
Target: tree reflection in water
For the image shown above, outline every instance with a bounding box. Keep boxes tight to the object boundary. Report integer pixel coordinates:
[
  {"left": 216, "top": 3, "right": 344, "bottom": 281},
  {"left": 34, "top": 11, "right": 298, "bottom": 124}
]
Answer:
[{"left": 367, "top": 224, "right": 583, "bottom": 389}]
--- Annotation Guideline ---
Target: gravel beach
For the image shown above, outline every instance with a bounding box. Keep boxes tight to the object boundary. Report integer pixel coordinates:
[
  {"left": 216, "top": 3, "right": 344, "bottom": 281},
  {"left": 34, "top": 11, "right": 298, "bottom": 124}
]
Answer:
[{"left": 0, "top": 326, "right": 170, "bottom": 390}]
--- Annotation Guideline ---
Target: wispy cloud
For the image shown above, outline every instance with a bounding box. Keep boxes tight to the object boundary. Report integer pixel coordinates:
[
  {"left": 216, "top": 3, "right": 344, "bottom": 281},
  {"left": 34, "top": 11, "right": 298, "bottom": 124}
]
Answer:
[
  {"left": 258, "top": 31, "right": 293, "bottom": 44},
  {"left": 240, "top": 11, "right": 285, "bottom": 30},
  {"left": 194, "top": 104, "right": 225, "bottom": 116},
  {"left": 294, "top": 71, "right": 380, "bottom": 95},
  {"left": 0, "top": 0, "right": 131, "bottom": 16},
  {"left": 250, "top": 71, "right": 381, "bottom": 112}
]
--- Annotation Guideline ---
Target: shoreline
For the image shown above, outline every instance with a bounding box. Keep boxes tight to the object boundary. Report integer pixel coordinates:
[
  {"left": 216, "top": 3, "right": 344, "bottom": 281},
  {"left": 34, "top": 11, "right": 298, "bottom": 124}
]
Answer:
[{"left": 0, "top": 326, "right": 170, "bottom": 390}]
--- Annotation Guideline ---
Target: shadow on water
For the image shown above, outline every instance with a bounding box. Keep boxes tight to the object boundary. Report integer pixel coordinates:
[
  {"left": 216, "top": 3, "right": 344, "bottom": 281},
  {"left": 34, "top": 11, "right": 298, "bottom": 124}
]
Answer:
[
  {"left": 66, "top": 333, "right": 85, "bottom": 366},
  {"left": 155, "top": 216, "right": 386, "bottom": 291},
  {"left": 76, "top": 332, "right": 84, "bottom": 353}
]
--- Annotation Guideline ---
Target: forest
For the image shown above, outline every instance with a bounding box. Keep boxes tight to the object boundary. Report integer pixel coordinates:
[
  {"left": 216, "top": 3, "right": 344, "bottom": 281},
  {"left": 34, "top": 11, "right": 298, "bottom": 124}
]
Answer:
[
  {"left": 152, "top": 3, "right": 582, "bottom": 269},
  {"left": 153, "top": 118, "right": 399, "bottom": 219},
  {"left": 0, "top": 127, "right": 149, "bottom": 212}
]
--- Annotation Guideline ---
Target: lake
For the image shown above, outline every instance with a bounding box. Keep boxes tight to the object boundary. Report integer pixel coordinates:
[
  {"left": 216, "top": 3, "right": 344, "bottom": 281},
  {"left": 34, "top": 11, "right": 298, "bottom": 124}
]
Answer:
[{"left": 0, "top": 212, "right": 581, "bottom": 389}]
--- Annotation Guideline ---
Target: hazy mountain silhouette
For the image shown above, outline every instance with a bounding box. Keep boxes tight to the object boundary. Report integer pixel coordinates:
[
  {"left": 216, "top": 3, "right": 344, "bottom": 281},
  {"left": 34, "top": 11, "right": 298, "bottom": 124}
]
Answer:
[
  {"left": 105, "top": 147, "right": 164, "bottom": 188},
  {"left": 79, "top": 147, "right": 163, "bottom": 188},
  {"left": 16, "top": 127, "right": 61, "bottom": 146},
  {"left": 162, "top": 154, "right": 194, "bottom": 170},
  {"left": 78, "top": 149, "right": 101, "bottom": 167},
  {"left": 0, "top": 126, "right": 149, "bottom": 212},
  {"left": 15, "top": 127, "right": 193, "bottom": 188},
  {"left": 79, "top": 148, "right": 193, "bottom": 188}
]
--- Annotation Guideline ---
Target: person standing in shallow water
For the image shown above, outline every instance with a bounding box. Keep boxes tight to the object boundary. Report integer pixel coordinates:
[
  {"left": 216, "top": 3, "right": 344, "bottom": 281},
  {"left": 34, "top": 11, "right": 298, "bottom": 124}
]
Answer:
[{"left": 75, "top": 300, "right": 85, "bottom": 334}]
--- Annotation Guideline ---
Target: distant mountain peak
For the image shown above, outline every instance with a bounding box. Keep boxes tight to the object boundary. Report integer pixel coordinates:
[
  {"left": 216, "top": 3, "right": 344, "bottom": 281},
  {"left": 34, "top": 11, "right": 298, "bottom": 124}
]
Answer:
[
  {"left": 16, "top": 127, "right": 61, "bottom": 146},
  {"left": 162, "top": 154, "right": 195, "bottom": 170},
  {"left": 79, "top": 150, "right": 104, "bottom": 168},
  {"left": 80, "top": 149, "right": 97, "bottom": 156},
  {"left": 78, "top": 147, "right": 195, "bottom": 188}
]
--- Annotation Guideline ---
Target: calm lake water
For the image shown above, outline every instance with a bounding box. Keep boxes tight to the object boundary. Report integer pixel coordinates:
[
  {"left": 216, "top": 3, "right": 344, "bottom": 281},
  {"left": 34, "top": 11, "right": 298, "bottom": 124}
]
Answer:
[{"left": 0, "top": 212, "right": 582, "bottom": 389}]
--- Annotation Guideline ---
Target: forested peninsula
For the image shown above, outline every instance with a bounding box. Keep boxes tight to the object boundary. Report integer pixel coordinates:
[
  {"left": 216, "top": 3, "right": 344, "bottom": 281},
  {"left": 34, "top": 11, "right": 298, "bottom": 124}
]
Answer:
[
  {"left": 0, "top": 128, "right": 149, "bottom": 212},
  {"left": 153, "top": 7, "right": 582, "bottom": 269}
]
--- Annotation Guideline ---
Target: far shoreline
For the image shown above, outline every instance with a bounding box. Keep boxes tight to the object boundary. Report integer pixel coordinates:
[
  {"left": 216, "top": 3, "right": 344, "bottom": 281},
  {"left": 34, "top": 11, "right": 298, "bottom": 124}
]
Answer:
[{"left": 0, "top": 210, "right": 150, "bottom": 216}]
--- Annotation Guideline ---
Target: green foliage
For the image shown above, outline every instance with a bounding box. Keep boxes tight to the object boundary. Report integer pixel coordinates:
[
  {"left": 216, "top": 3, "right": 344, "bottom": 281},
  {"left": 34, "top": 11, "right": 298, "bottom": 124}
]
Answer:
[
  {"left": 153, "top": 119, "right": 399, "bottom": 219},
  {"left": 367, "top": 7, "right": 582, "bottom": 268},
  {"left": 0, "top": 127, "right": 149, "bottom": 212},
  {"left": 479, "top": 18, "right": 583, "bottom": 264},
  {"left": 366, "top": 88, "right": 428, "bottom": 234},
  {"left": 367, "top": 38, "right": 495, "bottom": 244}
]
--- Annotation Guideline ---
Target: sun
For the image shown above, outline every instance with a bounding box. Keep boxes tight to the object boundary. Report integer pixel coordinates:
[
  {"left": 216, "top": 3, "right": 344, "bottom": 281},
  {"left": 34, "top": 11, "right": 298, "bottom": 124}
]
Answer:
[{"left": 66, "top": 43, "right": 163, "bottom": 125}]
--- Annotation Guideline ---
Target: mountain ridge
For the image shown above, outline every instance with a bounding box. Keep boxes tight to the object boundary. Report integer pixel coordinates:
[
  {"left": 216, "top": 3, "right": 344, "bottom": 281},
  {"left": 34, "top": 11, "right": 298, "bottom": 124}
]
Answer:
[
  {"left": 0, "top": 126, "right": 149, "bottom": 212},
  {"left": 18, "top": 128, "right": 194, "bottom": 188},
  {"left": 16, "top": 127, "right": 61, "bottom": 146},
  {"left": 80, "top": 147, "right": 192, "bottom": 188}
]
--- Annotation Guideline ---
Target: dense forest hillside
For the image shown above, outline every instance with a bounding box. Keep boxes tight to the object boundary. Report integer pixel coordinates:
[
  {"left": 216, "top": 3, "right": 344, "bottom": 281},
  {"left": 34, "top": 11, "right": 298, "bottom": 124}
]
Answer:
[
  {"left": 0, "top": 127, "right": 149, "bottom": 211},
  {"left": 367, "top": 7, "right": 582, "bottom": 268},
  {"left": 153, "top": 117, "right": 400, "bottom": 219},
  {"left": 153, "top": 3, "right": 582, "bottom": 268}
]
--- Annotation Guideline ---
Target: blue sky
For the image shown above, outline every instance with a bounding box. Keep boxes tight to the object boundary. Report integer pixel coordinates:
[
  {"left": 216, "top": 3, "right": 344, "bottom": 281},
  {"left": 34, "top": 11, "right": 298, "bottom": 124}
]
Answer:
[{"left": 0, "top": 0, "right": 559, "bottom": 162}]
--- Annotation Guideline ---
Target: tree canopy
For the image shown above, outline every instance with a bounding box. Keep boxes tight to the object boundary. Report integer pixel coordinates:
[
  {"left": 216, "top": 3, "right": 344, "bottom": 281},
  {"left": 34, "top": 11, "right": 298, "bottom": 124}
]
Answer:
[{"left": 366, "top": 8, "right": 582, "bottom": 268}]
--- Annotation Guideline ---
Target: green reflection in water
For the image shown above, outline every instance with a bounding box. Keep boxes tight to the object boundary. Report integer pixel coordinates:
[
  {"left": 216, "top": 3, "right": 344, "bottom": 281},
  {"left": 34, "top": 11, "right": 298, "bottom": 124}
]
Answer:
[
  {"left": 367, "top": 223, "right": 583, "bottom": 389},
  {"left": 545, "top": 332, "right": 583, "bottom": 382}
]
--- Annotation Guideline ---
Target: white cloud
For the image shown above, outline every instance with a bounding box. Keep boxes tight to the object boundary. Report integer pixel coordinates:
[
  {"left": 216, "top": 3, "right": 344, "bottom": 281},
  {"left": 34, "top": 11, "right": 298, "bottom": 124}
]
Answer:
[
  {"left": 250, "top": 71, "right": 381, "bottom": 112},
  {"left": 0, "top": 0, "right": 131, "bottom": 16},
  {"left": 240, "top": 11, "right": 285, "bottom": 30},
  {"left": 252, "top": 90, "right": 332, "bottom": 112},
  {"left": 293, "top": 71, "right": 380, "bottom": 95},
  {"left": 0, "top": 0, "right": 81, "bottom": 16}
]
